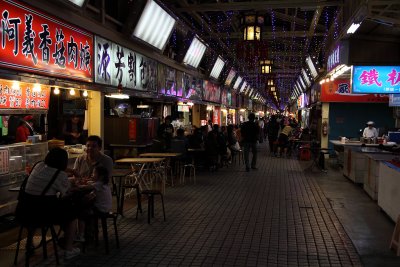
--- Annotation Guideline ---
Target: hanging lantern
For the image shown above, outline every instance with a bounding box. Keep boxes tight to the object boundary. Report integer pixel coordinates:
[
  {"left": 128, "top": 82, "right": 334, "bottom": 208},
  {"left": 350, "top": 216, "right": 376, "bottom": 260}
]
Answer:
[{"left": 242, "top": 14, "right": 264, "bottom": 41}]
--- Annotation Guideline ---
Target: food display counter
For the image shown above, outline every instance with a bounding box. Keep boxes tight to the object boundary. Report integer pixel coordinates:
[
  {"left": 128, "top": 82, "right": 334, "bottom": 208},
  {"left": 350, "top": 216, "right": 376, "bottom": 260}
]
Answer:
[
  {"left": 363, "top": 153, "right": 397, "bottom": 200},
  {"left": 0, "top": 142, "right": 48, "bottom": 216},
  {"left": 343, "top": 146, "right": 393, "bottom": 184},
  {"left": 378, "top": 161, "right": 400, "bottom": 222}
]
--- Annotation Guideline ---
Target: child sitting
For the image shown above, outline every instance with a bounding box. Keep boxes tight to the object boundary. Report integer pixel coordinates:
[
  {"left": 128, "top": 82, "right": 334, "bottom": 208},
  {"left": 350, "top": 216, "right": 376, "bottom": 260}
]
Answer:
[{"left": 75, "top": 165, "right": 112, "bottom": 242}]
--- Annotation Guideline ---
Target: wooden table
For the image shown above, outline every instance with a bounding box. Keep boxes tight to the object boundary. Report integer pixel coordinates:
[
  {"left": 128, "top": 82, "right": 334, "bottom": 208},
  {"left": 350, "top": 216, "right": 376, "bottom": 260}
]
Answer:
[{"left": 115, "top": 157, "right": 166, "bottom": 193}]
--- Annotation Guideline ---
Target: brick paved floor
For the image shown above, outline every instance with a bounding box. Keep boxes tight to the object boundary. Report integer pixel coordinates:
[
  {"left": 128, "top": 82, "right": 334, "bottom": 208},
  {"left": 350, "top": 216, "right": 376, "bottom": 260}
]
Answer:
[{"left": 7, "top": 142, "right": 399, "bottom": 266}]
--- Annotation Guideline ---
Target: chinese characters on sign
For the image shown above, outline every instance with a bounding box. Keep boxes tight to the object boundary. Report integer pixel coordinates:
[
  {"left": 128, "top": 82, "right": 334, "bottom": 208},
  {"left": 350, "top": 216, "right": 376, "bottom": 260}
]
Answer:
[
  {"left": 0, "top": 79, "right": 50, "bottom": 109},
  {"left": 321, "top": 79, "right": 388, "bottom": 103},
  {"left": 0, "top": 0, "right": 93, "bottom": 81},
  {"left": 94, "top": 36, "right": 157, "bottom": 91},
  {"left": 353, "top": 66, "right": 400, "bottom": 94}
]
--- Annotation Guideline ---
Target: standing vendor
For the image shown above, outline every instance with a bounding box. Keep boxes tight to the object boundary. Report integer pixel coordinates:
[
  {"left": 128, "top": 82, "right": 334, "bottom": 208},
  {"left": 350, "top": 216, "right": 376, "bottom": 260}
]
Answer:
[
  {"left": 63, "top": 113, "right": 84, "bottom": 145},
  {"left": 363, "top": 121, "right": 379, "bottom": 139},
  {"left": 15, "top": 115, "right": 35, "bottom": 142}
]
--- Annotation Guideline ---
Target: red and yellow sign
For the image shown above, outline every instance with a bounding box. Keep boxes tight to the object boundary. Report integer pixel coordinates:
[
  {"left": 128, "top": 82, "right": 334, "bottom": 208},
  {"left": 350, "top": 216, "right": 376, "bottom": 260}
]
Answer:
[
  {"left": 0, "top": 0, "right": 93, "bottom": 81},
  {"left": 0, "top": 79, "right": 50, "bottom": 109},
  {"left": 321, "top": 79, "right": 388, "bottom": 103}
]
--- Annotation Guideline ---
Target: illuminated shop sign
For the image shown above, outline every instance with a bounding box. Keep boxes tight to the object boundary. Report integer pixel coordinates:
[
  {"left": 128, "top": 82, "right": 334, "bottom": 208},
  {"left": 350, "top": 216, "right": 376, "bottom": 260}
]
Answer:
[
  {"left": 352, "top": 66, "right": 400, "bottom": 94},
  {"left": 327, "top": 45, "right": 340, "bottom": 73},
  {"left": 95, "top": 36, "right": 157, "bottom": 91},
  {"left": 0, "top": 0, "right": 93, "bottom": 82},
  {"left": 0, "top": 79, "right": 50, "bottom": 109}
]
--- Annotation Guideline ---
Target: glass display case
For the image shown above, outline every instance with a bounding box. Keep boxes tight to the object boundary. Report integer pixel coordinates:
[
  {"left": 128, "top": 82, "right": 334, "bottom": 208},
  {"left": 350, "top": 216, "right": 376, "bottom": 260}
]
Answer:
[{"left": 0, "top": 142, "right": 48, "bottom": 216}]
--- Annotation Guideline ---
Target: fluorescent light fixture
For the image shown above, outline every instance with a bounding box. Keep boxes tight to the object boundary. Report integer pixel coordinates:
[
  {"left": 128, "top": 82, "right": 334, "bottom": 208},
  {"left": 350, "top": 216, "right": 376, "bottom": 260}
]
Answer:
[
  {"left": 132, "top": 0, "right": 176, "bottom": 50},
  {"left": 137, "top": 104, "right": 150, "bottom": 108},
  {"left": 347, "top": 22, "right": 361, "bottom": 34},
  {"left": 65, "top": 0, "right": 86, "bottom": 7},
  {"left": 105, "top": 93, "right": 130, "bottom": 99},
  {"left": 305, "top": 56, "right": 318, "bottom": 79},
  {"left": 240, "top": 81, "right": 247, "bottom": 93},
  {"left": 301, "top": 68, "right": 311, "bottom": 87},
  {"left": 299, "top": 75, "right": 306, "bottom": 90},
  {"left": 210, "top": 57, "right": 225, "bottom": 79},
  {"left": 233, "top": 76, "right": 242, "bottom": 90},
  {"left": 225, "top": 69, "right": 236, "bottom": 86},
  {"left": 183, "top": 36, "right": 207, "bottom": 68}
]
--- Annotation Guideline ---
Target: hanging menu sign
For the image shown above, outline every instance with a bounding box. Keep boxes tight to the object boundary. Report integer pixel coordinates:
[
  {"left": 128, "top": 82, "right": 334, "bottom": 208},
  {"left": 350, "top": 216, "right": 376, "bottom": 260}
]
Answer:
[
  {"left": 0, "top": 79, "right": 50, "bottom": 109},
  {"left": 95, "top": 36, "right": 157, "bottom": 91},
  {"left": 0, "top": 0, "right": 93, "bottom": 81}
]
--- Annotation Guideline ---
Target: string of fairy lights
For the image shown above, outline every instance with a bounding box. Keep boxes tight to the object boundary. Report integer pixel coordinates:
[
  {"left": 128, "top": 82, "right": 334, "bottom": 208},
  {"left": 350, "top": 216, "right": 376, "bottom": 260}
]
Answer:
[{"left": 163, "top": 2, "right": 342, "bottom": 109}]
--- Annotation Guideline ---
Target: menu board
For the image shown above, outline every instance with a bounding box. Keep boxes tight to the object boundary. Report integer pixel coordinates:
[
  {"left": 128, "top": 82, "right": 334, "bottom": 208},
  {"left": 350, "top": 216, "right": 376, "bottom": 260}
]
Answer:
[
  {"left": 0, "top": 79, "right": 50, "bottom": 109},
  {"left": 0, "top": 0, "right": 93, "bottom": 82},
  {"left": 0, "top": 149, "right": 9, "bottom": 175}
]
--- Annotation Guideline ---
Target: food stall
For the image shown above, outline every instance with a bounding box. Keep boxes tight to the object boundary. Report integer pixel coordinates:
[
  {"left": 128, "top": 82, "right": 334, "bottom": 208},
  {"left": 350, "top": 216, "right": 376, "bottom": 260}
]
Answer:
[{"left": 0, "top": 80, "right": 51, "bottom": 216}]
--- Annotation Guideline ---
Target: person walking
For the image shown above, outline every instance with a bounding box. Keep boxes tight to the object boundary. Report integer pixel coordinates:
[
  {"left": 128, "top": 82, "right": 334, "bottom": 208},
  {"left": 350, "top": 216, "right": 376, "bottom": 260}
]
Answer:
[
  {"left": 266, "top": 115, "right": 280, "bottom": 156},
  {"left": 240, "top": 113, "right": 259, "bottom": 172}
]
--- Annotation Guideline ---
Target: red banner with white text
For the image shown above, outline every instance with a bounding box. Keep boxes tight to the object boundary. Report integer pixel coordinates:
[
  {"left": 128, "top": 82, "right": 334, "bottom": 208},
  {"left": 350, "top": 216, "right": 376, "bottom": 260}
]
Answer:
[{"left": 0, "top": 0, "right": 93, "bottom": 81}]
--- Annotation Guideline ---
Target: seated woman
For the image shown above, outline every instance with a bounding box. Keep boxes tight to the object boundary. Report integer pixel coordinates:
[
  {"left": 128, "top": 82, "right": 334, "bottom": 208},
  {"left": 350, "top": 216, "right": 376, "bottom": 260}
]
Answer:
[{"left": 24, "top": 147, "right": 80, "bottom": 260}]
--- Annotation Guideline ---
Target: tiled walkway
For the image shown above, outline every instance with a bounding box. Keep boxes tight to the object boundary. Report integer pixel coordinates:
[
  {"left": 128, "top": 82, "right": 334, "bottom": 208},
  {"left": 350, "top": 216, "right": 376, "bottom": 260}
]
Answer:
[{"left": 6, "top": 142, "right": 400, "bottom": 266}]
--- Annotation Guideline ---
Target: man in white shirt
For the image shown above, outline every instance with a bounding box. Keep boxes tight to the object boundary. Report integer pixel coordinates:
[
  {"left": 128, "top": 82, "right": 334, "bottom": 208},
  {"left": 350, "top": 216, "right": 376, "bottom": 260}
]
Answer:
[{"left": 363, "top": 121, "right": 379, "bottom": 139}]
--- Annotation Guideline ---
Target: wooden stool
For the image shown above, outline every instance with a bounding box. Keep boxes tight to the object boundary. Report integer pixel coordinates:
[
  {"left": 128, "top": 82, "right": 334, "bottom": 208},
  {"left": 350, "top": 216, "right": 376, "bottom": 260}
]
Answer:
[
  {"left": 14, "top": 223, "right": 60, "bottom": 266},
  {"left": 141, "top": 190, "right": 166, "bottom": 224},
  {"left": 93, "top": 212, "right": 120, "bottom": 254}
]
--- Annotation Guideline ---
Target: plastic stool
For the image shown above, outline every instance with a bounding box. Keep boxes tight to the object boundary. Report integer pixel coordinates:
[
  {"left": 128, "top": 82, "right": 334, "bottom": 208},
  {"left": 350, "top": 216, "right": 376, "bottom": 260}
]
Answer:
[
  {"left": 93, "top": 211, "right": 120, "bottom": 254},
  {"left": 141, "top": 190, "right": 166, "bottom": 224}
]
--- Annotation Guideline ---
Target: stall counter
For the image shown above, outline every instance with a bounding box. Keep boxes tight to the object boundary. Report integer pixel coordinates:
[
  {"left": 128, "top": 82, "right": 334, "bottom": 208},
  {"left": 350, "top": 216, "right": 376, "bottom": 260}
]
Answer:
[
  {"left": 378, "top": 161, "right": 400, "bottom": 222},
  {"left": 363, "top": 153, "right": 397, "bottom": 200}
]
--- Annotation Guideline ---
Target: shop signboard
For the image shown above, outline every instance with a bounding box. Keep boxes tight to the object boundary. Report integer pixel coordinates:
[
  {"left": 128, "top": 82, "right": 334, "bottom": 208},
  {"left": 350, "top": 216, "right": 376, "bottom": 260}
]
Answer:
[
  {"left": 231, "top": 91, "right": 237, "bottom": 107},
  {"left": 158, "top": 64, "right": 176, "bottom": 96},
  {"left": 203, "top": 80, "right": 221, "bottom": 103},
  {"left": 94, "top": 36, "right": 157, "bottom": 91},
  {"left": 352, "top": 66, "right": 400, "bottom": 94},
  {"left": 220, "top": 89, "right": 227, "bottom": 106},
  {"left": 176, "top": 71, "right": 183, "bottom": 97},
  {"left": 0, "top": 0, "right": 93, "bottom": 82},
  {"left": 0, "top": 79, "right": 50, "bottom": 109},
  {"left": 326, "top": 41, "right": 349, "bottom": 73},
  {"left": 182, "top": 73, "right": 203, "bottom": 100},
  {"left": 389, "top": 94, "right": 400, "bottom": 107},
  {"left": 321, "top": 79, "right": 388, "bottom": 103},
  {"left": 227, "top": 91, "right": 232, "bottom": 107}
]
